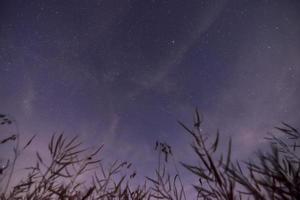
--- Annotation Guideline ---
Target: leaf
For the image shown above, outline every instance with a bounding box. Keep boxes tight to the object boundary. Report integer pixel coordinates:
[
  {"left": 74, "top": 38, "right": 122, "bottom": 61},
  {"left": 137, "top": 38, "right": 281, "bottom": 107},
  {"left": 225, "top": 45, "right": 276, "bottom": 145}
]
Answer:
[
  {"left": 225, "top": 138, "right": 232, "bottom": 171},
  {"left": 146, "top": 176, "right": 159, "bottom": 185},
  {"left": 23, "top": 134, "right": 36, "bottom": 150},
  {"left": 281, "top": 122, "right": 299, "bottom": 134},
  {"left": 194, "top": 108, "right": 202, "bottom": 128},
  {"left": 0, "top": 135, "right": 17, "bottom": 144},
  {"left": 211, "top": 130, "right": 220, "bottom": 153},
  {"left": 36, "top": 152, "right": 43, "bottom": 164},
  {"left": 82, "top": 187, "right": 95, "bottom": 200},
  {"left": 178, "top": 121, "right": 201, "bottom": 146}
]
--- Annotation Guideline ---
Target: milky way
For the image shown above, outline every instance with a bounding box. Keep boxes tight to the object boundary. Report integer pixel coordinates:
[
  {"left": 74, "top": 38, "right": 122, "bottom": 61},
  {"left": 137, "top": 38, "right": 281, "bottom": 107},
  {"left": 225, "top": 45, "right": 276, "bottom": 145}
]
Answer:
[{"left": 0, "top": 0, "right": 300, "bottom": 185}]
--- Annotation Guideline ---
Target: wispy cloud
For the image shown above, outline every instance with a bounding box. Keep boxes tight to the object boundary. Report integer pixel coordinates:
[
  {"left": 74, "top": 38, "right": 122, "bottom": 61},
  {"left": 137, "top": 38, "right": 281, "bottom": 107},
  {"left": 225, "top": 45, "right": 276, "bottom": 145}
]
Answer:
[{"left": 130, "top": 1, "right": 227, "bottom": 97}]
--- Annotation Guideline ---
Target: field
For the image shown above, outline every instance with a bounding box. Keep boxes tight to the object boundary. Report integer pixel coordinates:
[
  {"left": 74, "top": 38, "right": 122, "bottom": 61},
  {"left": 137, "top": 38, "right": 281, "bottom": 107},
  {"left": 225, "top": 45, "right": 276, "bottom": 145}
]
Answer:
[{"left": 0, "top": 110, "right": 299, "bottom": 200}]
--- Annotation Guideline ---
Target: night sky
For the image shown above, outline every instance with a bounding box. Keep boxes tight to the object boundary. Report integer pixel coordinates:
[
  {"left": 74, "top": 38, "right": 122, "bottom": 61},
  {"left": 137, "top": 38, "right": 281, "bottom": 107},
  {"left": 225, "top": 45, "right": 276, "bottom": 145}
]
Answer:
[{"left": 1, "top": 0, "right": 300, "bottom": 185}]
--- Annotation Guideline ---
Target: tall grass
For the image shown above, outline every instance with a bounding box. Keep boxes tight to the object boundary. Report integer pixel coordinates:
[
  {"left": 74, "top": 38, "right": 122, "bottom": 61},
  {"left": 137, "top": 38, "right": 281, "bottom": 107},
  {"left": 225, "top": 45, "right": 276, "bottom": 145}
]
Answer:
[{"left": 0, "top": 110, "right": 299, "bottom": 199}]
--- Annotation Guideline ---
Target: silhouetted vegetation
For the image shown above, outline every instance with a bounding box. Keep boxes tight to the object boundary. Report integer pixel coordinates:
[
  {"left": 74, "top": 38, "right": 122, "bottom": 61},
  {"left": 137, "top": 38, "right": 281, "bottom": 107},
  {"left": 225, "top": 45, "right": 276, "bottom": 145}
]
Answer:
[{"left": 0, "top": 110, "right": 299, "bottom": 199}]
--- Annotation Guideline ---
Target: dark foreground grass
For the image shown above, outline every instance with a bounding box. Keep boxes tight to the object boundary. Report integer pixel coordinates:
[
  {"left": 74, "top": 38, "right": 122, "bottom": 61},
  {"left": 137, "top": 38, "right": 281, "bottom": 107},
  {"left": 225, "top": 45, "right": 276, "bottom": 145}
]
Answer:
[{"left": 0, "top": 110, "right": 299, "bottom": 200}]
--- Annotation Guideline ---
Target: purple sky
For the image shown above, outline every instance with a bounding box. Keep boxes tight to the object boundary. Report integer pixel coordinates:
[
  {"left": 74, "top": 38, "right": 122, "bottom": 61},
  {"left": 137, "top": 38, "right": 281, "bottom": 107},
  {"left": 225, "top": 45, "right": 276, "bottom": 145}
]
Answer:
[{"left": 1, "top": 0, "right": 300, "bottom": 189}]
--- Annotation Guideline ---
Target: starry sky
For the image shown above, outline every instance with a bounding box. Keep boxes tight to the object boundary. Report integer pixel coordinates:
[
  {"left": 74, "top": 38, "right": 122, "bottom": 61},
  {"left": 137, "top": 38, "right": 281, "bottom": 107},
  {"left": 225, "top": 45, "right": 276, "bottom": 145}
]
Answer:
[{"left": 0, "top": 0, "right": 300, "bottom": 184}]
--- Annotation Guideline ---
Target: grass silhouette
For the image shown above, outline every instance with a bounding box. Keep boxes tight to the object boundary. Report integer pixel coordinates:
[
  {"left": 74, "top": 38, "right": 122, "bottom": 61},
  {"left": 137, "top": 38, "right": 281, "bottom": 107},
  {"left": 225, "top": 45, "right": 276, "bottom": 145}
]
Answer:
[{"left": 0, "top": 110, "right": 299, "bottom": 199}]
